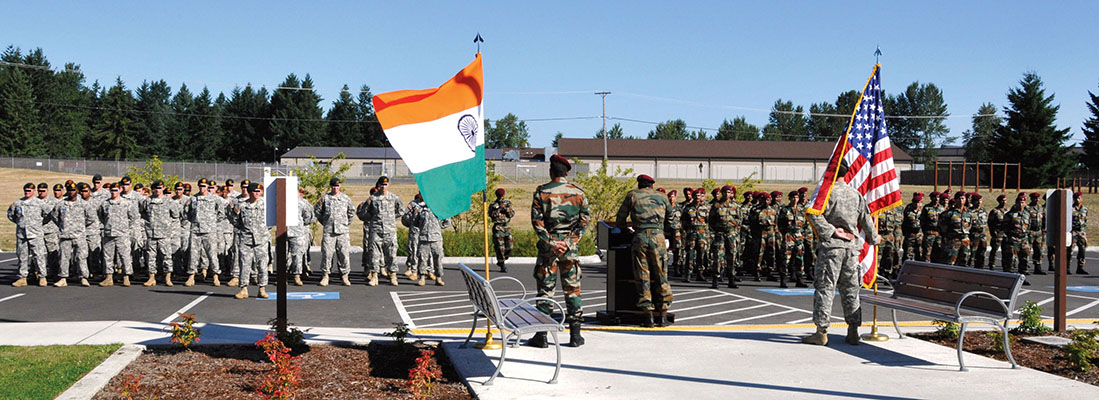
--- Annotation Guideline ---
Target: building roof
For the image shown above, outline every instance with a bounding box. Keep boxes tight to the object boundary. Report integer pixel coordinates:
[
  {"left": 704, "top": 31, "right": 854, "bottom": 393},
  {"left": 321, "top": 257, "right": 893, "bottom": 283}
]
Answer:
[
  {"left": 282, "top": 146, "right": 505, "bottom": 160},
  {"left": 557, "top": 138, "right": 914, "bottom": 161}
]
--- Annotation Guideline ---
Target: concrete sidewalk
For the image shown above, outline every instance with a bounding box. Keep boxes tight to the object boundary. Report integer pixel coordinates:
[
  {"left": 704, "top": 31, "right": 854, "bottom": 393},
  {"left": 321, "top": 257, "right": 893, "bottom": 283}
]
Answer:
[{"left": 0, "top": 320, "right": 392, "bottom": 346}]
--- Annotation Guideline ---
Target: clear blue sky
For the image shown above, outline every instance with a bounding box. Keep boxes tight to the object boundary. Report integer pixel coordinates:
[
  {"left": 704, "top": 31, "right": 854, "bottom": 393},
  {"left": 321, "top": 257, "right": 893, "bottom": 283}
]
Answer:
[{"left": 5, "top": 1, "right": 1097, "bottom": 148}]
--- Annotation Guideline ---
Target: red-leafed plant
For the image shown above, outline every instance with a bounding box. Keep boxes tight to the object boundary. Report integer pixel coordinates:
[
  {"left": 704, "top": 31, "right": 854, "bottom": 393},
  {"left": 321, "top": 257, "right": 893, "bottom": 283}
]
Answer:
[
  {"left": 255, "top": 333, "right": 302, "bottom": 400},
  {"left": 406, "top": 349, "right": 443, "bottom": 400},
  {"left": 169, "top": 313, "right": 200, "bottom": 348},
  {"left": 118, "top": 374, "right": 144, "bottom": 399}
]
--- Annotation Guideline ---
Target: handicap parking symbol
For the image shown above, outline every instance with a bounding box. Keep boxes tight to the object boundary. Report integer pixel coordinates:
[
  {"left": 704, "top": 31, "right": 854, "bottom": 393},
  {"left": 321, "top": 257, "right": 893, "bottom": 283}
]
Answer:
[
  {"left": 258, "top": 292, "right": 340, "bottom": 300},
  {"left": 758, "top": 288, "right": 818, "bottom": 296},
  {"left": 1065, "top": 286, "right": 1099, "bottom": 293}
]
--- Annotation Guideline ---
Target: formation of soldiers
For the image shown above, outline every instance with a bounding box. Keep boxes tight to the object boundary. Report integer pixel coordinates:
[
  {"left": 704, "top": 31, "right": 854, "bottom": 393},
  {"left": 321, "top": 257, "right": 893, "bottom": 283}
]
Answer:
[
  {"left": 893, "top": 189, "right": 1089, "bottom": 280},
  {"left": 8, "top": 174, "right": 455, "bottom": 296},
  {"left": 664, "top": 185, "right": 817, "bottom": 290}
]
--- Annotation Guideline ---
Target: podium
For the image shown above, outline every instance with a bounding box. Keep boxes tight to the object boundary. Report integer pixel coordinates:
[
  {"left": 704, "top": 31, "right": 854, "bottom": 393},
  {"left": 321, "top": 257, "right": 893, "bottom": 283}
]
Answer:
[{"left": 595, "top": 222, "right": 676, "bottom": 325}]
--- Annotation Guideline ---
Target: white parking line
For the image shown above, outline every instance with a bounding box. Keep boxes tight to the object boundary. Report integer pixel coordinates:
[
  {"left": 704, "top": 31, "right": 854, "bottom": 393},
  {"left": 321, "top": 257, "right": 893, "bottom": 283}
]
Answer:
[
  {"left": 407, "top": 304, "right": 475, "bottom": 314},
  {"left": 417, "top": 318, "right": 476, "bottom": 328},
  {"left": 1067, "top": 299, "right": 1099, "bottom": 316},
  {"left": 718, "top": 309, "right": 798, "bottom": 325},
  {"left": 0, "top": 257, "right": 17, "bottom": 263},
  {"left": 403, "top": 298, "right": 474, "bottom": 308},
  {"left": 676, "top": 304, "right": 771, "bottom": 322},
  {"left": 400, "top": 293, "right": 470, "bottom": 303},
  {"left": 391, "top": 292, "right": 416, "bottom": 329},
  {"left": 709, "top": 289, "right": 816, "bottom": 314},
  {"left": 160, "top": 292, "right": 212, "bottom": 324},
  {"left": 413, "top": 311, "right": 477, "bottom": 321},
  {"left": 670, "top": 298, "right": 749, "bottom": 313},
  {"left": 1016, "top": 288, "right": 1099, "bottom": 300},
  {"left": 1034, "top": 297, "right": 1056, "bottom": 308},
  {"left": 0, "top": 293, "right": 25, "bottom": 303},
  {"left": 396, "top": 291, "right": 453, "bottom": 298},
  {"left": 670, "top": 294, "right": 729, "bottom": 304}
]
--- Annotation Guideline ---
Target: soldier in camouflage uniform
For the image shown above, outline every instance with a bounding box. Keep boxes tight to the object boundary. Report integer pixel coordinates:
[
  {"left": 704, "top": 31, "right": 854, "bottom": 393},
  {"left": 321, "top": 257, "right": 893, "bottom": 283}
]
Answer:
[
  {"left": 232, "top": 183, "right": 271, "bottom": 299},
  {"left": 76, "top": 182, "right": 105, "bottom": 279},
  {"left": 53, "top": 183, "right": 96, "bottom": 287},
  {"left": 10, "top": 183, "right": 49, "bottom": 287},
  {"left": 803, "top": 162, "right": 879, "bottom": 346},
  {"left": 38, "top": 183, "right": 62, "bottom": 276},
  {"left": 986, "top": 194, "right": 1007, "bottom": 269},
  {"left": 919, "top": 191, "right": 943, "bottom": 262},
  {"left": 708, "top": 185, "right": 742, "bottom": 289},
  {"left": 184, "top": 179, "right": 224, "bottom": 287},
  {"left": 1067, "top": 192, "right": 1089, "bottom": 275},
  {"left": 681, "top": 188, "right": 710, "bottom": 282},
  {"left": 402, "top": 194, "right": 426, "bottom": 277},
  {"left": 664, "top": 190, "right": 684, "bottom": 278},
  {"left": 170, "top": 182, "right": 191, "bottom": 275},
  {"left": 968, "top": 194, "right": 988, "bottom": 269},
  {"left": 1023, "top": 193, "right": 1047, "bottom": 275},
  {"left": 289, "top": 188, "right": 316, "bottom": 286},
  {"left": 757, "top": 191, "right": 781, "bottom": 281},
  {"left": 938, "top": 192, "right": 971, "bottom": 266},
  {"left": 316, "top": 177, "right": 354, "bottom": 287},
  {"left": 119, "top": 177, "right": 147, "bottom": 276},
  {"left": 215, "top": 186, "right": 235, "bottom": 279},
  {"left": 488, "top": 189, "right": 515, "bottom": 273},
  {"left": 615, "top": 174, "right": 674, "bottom": 327},
  {"left": 1003, "top": 193, "right": 1031, "bottom": 277},
  {"left": 876, "top": 206, "right": 901, "bottom": 278},
  {"left": 797, "top": 187, "right": 815, "bottom": 280},
  {"left": 414, "top": 203, "right": 450, "bottom": 286},
  {"left": 99, "top": 184, "right": 139, "bottom": 287},
  {"left": 364, "top": 176, "right": 405, "bottom": 286},
  {"left": 526, "top": 155, "right": 591, "bottom": 349},
  {"left": 779, "top": 190, "right": 808, "bottom": 288},
  {"left": 741, "top": 191, "right": 757, "bottom": 279},
  {"left": 140, "top": 181, "right": 181, "bottom": 286},
  {"left": 91, "top": 174, "right": 110, "bottom": 202}
]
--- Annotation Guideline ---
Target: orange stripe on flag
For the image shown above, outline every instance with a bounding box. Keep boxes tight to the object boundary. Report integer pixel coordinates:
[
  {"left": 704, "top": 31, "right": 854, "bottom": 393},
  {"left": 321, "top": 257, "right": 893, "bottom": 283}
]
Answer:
[{"left": 373, "top": 53, "right": 484, "bottom": 130}]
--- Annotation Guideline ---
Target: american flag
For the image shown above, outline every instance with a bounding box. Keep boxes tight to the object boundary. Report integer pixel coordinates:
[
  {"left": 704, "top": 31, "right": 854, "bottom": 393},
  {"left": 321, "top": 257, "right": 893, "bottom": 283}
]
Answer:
[{"left": 806, "top": 64, "right": 903, "bottom": 287}]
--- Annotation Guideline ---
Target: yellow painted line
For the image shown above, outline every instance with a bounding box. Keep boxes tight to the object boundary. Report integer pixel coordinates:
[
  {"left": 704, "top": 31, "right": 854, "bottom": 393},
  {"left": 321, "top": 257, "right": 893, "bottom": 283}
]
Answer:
[{"left": 411, "top": 318, "right": 1098, "bottom": 335}]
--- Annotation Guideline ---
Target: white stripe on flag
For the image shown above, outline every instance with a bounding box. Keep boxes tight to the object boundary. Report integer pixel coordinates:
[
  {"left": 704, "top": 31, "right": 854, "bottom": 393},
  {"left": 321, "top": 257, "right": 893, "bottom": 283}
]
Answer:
[{"left": 384, "top": 104, "right": 483, "bottom": 174}]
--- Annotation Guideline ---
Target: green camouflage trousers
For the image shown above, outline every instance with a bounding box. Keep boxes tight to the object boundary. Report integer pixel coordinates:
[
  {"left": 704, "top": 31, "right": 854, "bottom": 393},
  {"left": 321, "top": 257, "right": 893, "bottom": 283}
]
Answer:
[
  {"left": 758, "top": 232, "right": 778, "bottom": 275},
  {"left": 665, "top": 229, "right": 683, "bottom": 275},
  {"left": 1028, "top": 233, "right": 1044, "bottom": 270},
  {"left": 903, "top": 232, "right": 922, "bottom": 261},
  {"left": 684, "top": 229, "right": 709, "bottom": 275},
  {"left": 877, "top": 240, "right": 900, "bottom": 277},
  {"left": 969, "top": 235, "right": 987, "bottom": 269},
  {"left": 921, "top": 231, "right": 941, "bottom": 262},
  {"left": 632, "top": 230, "right": 673, "bottom": 311},
  {"left": 987, "top": 233, "right": 1005, "bottom": 269},
  {"left": 710, "top": 231, "right": 738, "bottom": 277},
  {"left": 781, "top": 232, "right": 805, "bottom": 278},
  {"left": 1066, "top": 233, "right": 1088, "bottom": 269},
  {"left": 1002, "top": 237, "right": 1031, "bottom": 273},
  {"left": 939, "top": 236, "right": 971, "bottom": 266},
  {"left": 492, "top": 225, "right": 513, "bottom": 263},
  {"left": 813, "top": 247, "right": 862, "bottom": 330},
  {"left": 535, "top": 248, "right": 583, "bottom": 324}
]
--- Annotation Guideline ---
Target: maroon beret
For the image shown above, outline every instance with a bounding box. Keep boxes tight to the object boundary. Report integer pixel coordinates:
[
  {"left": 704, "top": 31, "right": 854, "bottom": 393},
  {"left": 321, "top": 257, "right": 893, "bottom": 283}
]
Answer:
[
  {"left": 550, "top": 154, "right": 571, "bottom": 170},
  {"left": 495, "top": 188, "right": 505, "bottom": 197},
  {"left": 637, "top": 174, "right": 654, "bottom": 184}
]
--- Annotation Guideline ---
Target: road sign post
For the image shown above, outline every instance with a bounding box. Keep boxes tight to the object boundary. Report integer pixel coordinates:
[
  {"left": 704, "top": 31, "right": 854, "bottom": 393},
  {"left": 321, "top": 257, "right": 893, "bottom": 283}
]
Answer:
[{"left": 1046, "top": 189, "right": 1070, "bottom": 331}]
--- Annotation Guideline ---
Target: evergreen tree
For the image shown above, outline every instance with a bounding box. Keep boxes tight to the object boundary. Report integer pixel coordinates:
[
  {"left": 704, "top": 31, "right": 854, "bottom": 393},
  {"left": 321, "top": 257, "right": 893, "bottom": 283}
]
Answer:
[
  {"left": 807, "top": 102, "right": 839, "bottom": 141},
  {"left": 188, "top": 87, "right": 224, "bottom": 160},
  {"left": 18, "top": 48, "right": 90, "bottom": 158},
  {"left": 884, "top": 82, "right": 950, "bottom": 164},
  {"left": 962, "top": 103, "right": 1001, "bottom": 163},
  {"left": 715, "top": 116, "right": 759, "bottom": 140},
  {"left": 647, "top": 119, "right": 689, "bottom": 140},
  {"left": 1081, "top": 85, "right": 1099, "bottom": 171},
  {"left": 485, "top": 113, "right": 530, "bottom": 148},
  {"left": 220, "top": 85, "right": 271, "bottom": 161},
  {"left": 133, "top": 79, "right": 173, "bottom": 158},
  {"left": 168, "top": 83, "right": 195, "bottom": 157},
  {"left": 991, "top": 72, "right": 1073, "bottom": 187},
  {"left": 0, "top": 64, "right": 44, "bottom": 156},
  {"left": 594, "top": 122, "right": 625, "bottom": 139},
  {"left": 762, "top": 99, "right": 808, "bottom": 141},
  {"left": 552, "top": 131, "right": 564, "bottom": 147},
  {"left": 90, "top": 77, "right": 139, "bottom": 160},
  {"left": 356, "top": 84, "right": 386, "bottom": 146},
  {"left": 326, "top": 84, "right": 361, "bottom": 146},
  {"left": 270, "top": 74, "right": 325, "bottom": 159}
]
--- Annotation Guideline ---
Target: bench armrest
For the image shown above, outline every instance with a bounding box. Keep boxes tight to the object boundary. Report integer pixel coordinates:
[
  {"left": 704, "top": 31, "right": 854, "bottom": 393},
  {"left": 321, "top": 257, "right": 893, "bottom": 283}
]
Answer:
[
  {"left": 501, "top": 297, "right": 566, "bottom": 330},
  {"left": 489, "top": 276, "right": 529, "bottom": 301},
  {"left": 872, "top": 274, "right": 896, "bottom": 292},
  {"left": 955, "top": 291, "right": 1011, "bottom": 320}
]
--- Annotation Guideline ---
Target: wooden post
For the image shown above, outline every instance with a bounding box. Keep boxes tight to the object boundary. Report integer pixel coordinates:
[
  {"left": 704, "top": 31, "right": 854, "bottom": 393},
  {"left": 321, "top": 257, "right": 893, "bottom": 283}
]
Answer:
[
  {"left": 975, "top": 162, "right": 980, "bottom": 193},
  {"left": 1017, "top": 163, "right": 1022, "bottom": 191},
  {"left": 1053, "top": 189, "right": 1068, "bottom": 331},
  {"left": 1001, "top": 163, "right": 1007, "bottom": 193},
  {"left": 961, "top": 160, "right": 967, "bottom": 191},
  {"left": 948, "top": 161, "right": 953, "bottom": 190},
  {"left": 933, "top": 162, "right": 939, "bottom": 191},
  {"left": 275, "top": 178, "right": 288, "bottom": 334}
]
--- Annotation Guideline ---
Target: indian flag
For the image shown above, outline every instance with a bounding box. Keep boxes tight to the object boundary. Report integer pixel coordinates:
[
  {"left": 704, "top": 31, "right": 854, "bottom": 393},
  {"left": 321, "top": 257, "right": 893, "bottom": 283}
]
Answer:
[{"left": 372, "top": 53, "right": 486, "bottom": 220}]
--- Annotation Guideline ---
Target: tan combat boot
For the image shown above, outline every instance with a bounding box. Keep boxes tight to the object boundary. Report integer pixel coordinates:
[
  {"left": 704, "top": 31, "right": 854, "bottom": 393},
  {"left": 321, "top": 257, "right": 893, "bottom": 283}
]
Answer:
[
  {"left": 122, "top": 275, "right": 131, "bottom": 287},
  {"left": 213, "top": 275, "right": 221, "bottom": 287},
  {"left": 390, "top": 274, "right": 399, "bottom": 286},
  {"left": 142, "top": 276, "right": 156, "bottom": 287},
  {"left": 38, "top": 277, "right": 48, "bottom": 287},
  {"left": 341, "top": 274, "right": 351, "bottom": 286},
  {"left": 367, "top": 272, "right": 378, "bottom": 287},
  {"left": 403, "top": 269, "right": 414, "bottom": 278},
  {"left": 416, "top": 276, "right": 426, "bottom": 286},
  {"left": 226, "top": 277, "right": 239, "bottom": 287},
  {"left": 427, "top": 273, "right": 437, "bottom": 281},
  {"left": 184, "top": 274, "right": 195, "bottom": 287},
  {"left": 319, "top": 274, "right": 329, "bottom": 287},
  {"left": 380, "top": 269, "right": 389, "bottom": 278},
  {"left": 293, "top": 274, "right": 303, "bottom": 286},
  {"left": 164, "top": 273, "right": 173, "bottom": 287},
  {"left": 234, "top": 287, "right": 249, "bottom": 299},
  {"left": 801, "top": 328, "right": 828, "bottom": 346},
  {"left": 11, "top": 277, "right": 27, "bottom": 287},
  {"left": 98, "top": 274, "right": 113, "bottom": 287},
  {"left": 409, "top": 271, "right": 419, "bottom": 282},
  {"left": 435, "top": 277, "right": 445, "bottom": 286},
  {"left": 258, "top": 287, "right": 269, "bottom": 299},
  {"left": 80, "top": 278, "right": 90, "bottom": 287},
  {"left": 54, "top": 278, "right": 67, "bottom": 287},
  {"left": 201, "top": 269, "right": 207, "bottom": 280}
]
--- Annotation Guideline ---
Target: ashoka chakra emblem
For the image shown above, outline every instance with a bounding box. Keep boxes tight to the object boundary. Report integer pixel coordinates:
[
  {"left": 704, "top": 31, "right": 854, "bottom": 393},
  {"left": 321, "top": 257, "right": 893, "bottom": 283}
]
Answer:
[{"left": 457, "top": 114, "right": 478, "bottom": 153}]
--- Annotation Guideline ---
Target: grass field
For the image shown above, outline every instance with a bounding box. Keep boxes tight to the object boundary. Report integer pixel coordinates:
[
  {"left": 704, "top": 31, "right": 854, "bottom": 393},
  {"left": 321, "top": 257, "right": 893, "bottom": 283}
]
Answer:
[
  {"left": 0, "top": 168, "right": 1094, "bottom": 251},
  {"left": 0, "top": 344, "right": 121, "bottom": 400}
]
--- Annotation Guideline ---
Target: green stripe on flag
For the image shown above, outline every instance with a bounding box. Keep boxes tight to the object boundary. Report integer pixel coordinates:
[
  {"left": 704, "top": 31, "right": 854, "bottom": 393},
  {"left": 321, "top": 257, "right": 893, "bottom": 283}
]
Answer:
[{"left": 412, "top": 145, "right": 486, "bottom": 220}]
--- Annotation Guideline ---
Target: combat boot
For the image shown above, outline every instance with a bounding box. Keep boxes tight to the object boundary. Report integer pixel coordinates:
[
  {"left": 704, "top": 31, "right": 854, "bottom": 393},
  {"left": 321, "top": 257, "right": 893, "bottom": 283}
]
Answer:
[
  {"left": 258, "top": 287, "right": 269, "bottom": 299},
  {"left": 234, "top": 287, "right": 249, "bottom": 299},
  {"left": 390, "top": 274, "right": 399, "bottom": 286},
  {"left": 403, "top": 269, "right": 414, "bottom": 278},
  {"left": 80, "top": 278, "right": 90, "bottom": 287},
  {"left": 367, "top": 272, "right": 378, "bottom": 286},
  {"left": 164, "top": 273, "right": 174, "bottom": 287},
  {"left": 293, "top": 274, "right": 303, "bottom": 286},
  {"left": 846, "top": 325, "right": 861, "bottom": 345},
  {"left": 201, "top": 268, "right": 207, "bottom": 280},
  {"left": 38, "top": 277, "right": 47, "bottom": 287},
  {"left": 212, "top": 275, "right": 221, "bottom": 286},
  {"left": 727, "top": 278, "right": 738, "bottom": 289},
  {"left": 98, "top": 274, "right": 113, "bottom": 287},
  {"left": 427, "top": 272, "right": 437, "bottom": 281},
  {"left": 801, "top": 328, "right": 828, "bottom": 345},
  {"left": 710, "top": 273, "right": 720, "bottom": 289},
  {"left": 640, "top": 313, "right": 655, "bottom": 328},
  {"left": 122, "top": 276, "right": 130, "bottom": 287},
  {"left": 416, "top": 276, "right": 426, "bottom": 286},
  {"left": 527, "top": 332, "right": 548, "bottom": 348},
  {"left": 227, "top": 277, "right": 239, "bottom": 287},
  {"left": 184, "top": 274, "right": 195, "bottom": 287},
  {"left": 143, "top": 276, "right": 156, "bottom": 287},
  {"left": 568, "top": 322, "right": 585, "bottom": 347},
  {"left": 409, "top": 271, "right": 419, "bottom": 282},
  {"left": 498, "top": 261, "right": 508, "bottom": 273},
  {"left": 380, "top": 269, "right": 389, "bottom": 278},
  {"left": 435, "top": 277, "right": 445, "bottom": 286},
  {"left": 341, "top": 274, "right": 352, "bottom": 286},
  {"left": 1077, "top": 268, "right": 1089, "bottom": 275},
  {"left": 1033, "top": 268, "right": 1047, "bottom": 275},
  {"left": 779, "top": 275, "right": 789, "bottom": 289},
  {"left": 795, "top": 275, "right": 809, "bottom": 288},
  {"left": 53, "top": 278, "right": 67, "bottom": 287},
  {"left": 11, "top": 277, "right": 27, "bottom": 287},
  {"left": 319, "top": 274, "right": 329, "bottom": 287},
  {"left": 658, "top": 313, "right": 673, "bottom": 327},
  {"left": 753, "top": 272, "right": 762, "bottom": 282}
]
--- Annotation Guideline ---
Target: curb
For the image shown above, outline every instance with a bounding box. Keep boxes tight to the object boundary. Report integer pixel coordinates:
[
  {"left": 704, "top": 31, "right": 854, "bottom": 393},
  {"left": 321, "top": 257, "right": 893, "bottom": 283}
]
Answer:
[{"left": 56, "top": 344, "right": 145, "bottom": 400}]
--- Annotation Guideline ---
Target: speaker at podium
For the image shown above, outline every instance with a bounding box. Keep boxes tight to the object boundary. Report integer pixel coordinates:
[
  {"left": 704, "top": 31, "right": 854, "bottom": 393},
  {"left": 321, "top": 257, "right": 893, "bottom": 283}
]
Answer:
[{"left": 594, "top": 221, "right": 675, "bottom": 325}]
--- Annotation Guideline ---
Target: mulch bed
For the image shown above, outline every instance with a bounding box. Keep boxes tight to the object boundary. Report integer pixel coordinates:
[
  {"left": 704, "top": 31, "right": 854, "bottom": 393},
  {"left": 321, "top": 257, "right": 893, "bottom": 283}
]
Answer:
[
  {"left": 94, "top": 341, "right": 474, "bottom": 400},
  {"left": 910, "top": 329, "right": 1099, "bottom": 386}
]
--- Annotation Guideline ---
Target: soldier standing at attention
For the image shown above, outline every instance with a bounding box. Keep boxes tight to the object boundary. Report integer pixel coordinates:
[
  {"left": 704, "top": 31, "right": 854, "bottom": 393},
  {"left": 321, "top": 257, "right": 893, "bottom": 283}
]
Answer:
[
  {"left": 779, "top": 190, "right": 808, "bottom": 288},
  {"left": 615, "top": 174, "right": 674, "bottom": 327},
  {"left": 186, "top": 179, "right": 223, "bottom": 287},
  {"left": 938, "top": 192, "right": 971, "bottom": 266},
  {"left": 876, "top": 206, "right": 901, "bottom": 278},
  {"left": 141, "top": 181, "right": 181, "bottom": 286},
  {"left": 289, "top": 188, "right": 316, "bottom": 285},
  {"left": 1003, "top": 193, "right": 1031, "bottom": 278},
  {"left": 488, "top": 189, "right": 515, "bottom": 273},
  {"left": 664, "top": 190, "right": 684, "bottom": 278},
  {"left": 119, "top": 177, "right": 146, "bottom": 276},
  {"left": 171, "top": 182, "right": 191, "bottom": 275},
  {"left": 10, "top": 183, "right": 49, "bottom": 287},
  {"left": 681, "top": 188, "right": 710, "bottom": 283},
  {"left": 1024, "top": 193, "right": 1046, "bottom": 275},
  {"left": 232, "top": 183, "right": 271, "bottom": 299},
  {"left": 39, "top": 183, "right": 62, "bottom": 276},
  {"left": 53, "top": 183, "right": 95, "bottom": 287},
  {"left": 797, "top": 187, "right": 815, "bottom": 280},
  {"left": 986, "top": 194, "right": 1008, "bottom": 269},
  {"left": 414, "top": 203, "right": 450, "bottom": 286},
  {"left": 968, "top": 194, "right": 988, "bottom": 269},
  {"left": 1067, "top": 192, "right": 1089, "bottom": 275},
  {"left": 77, "top": 183, "right": 104, "bottom": 280},
  {"left": 316, "top": 177, "right": 354, "bottom": 287},
  {"left": 528, "top": 155, "right": 590, "bottom": 348},
  {"left": 401, "top": 194, "right": 426, "bottom": 277},
  {"left": 803, "top": 162, "right": 879, "bottom": 346},
  {"left": 757, "top": 191, "right": 781, "bottom": 281},
  {"left": 216, "top": 186, "right": 235, "bottom": 279},
  {"left": 919, "top": 191, "right": 942, "bottom": 262},
  {"left": 366, "top": 176, "right": 405, "bottom": 286},
  {"left": 99, "top": 184, "right": 139, "bottom": 287},
  {"left": 708, "top": 185, "right": 742, "bottom": 289},
  {"left": 90, "top": 175, "right": 110, "bottom": 201}
]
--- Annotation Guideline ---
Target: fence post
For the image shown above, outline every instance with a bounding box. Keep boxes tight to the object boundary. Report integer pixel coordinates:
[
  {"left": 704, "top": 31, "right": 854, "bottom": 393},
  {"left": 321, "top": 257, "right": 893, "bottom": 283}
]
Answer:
[{"left": 1017, "top": 163, "right": 1022, "bottom": 191}]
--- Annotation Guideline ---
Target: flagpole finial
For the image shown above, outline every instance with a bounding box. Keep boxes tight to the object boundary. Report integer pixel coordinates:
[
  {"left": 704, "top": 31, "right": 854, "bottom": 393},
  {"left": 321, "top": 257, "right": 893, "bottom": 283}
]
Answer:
[
  {"left": 874, "top": 45, "right": 882, "bottom": 64},
  {"left": 474, "top": 33, "right": 484, "bottom": 53}
]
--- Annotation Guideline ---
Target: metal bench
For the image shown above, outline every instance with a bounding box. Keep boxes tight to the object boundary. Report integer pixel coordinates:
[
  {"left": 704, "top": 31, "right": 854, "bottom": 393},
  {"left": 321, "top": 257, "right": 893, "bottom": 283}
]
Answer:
[
  {"left": 860, "top": 260, "right": 1025, "bottom": 371},
  {"left": 458, "top": 263, "right": 566, "bottom": 385}
]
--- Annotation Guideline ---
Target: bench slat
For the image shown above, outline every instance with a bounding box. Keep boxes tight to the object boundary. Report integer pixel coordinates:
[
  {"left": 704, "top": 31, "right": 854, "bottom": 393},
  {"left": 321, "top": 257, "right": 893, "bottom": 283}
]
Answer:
[
  {"left": 896, "top": 272, "right": 1015, "bottom": 299},
  {"left": 899, "top": 261, "right": 1020, "bottom": 288},
  {"left": 893, "top": 283, "right": 1007, "bottom": 314}
]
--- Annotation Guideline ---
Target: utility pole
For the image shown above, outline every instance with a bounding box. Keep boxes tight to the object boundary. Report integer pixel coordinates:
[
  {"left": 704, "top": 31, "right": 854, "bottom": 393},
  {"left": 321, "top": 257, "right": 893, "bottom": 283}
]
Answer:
[{"left": 595, "top": 91, "right": 611, "bottom": 164}]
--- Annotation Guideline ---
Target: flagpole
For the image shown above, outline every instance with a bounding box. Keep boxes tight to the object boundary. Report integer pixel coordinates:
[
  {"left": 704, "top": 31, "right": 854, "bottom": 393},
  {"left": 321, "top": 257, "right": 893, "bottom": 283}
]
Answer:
[
  {"left": 863, "top": 216, "right": 889, "bottom": 342},
  {"left": 470, "top": 37, "right": 500, "bottom": 350}
]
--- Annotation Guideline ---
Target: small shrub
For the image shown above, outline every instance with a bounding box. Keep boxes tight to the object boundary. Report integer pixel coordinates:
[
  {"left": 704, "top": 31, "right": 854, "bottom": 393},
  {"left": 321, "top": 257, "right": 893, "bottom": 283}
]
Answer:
[
  {"left": 267, "top": 318, "right": 308, "bottom": 349},
  {"left": 406, "top": 349, "right": 443, "bottom": 400},
  {"left": 386, "top": 322, "right": 412, "bottom": 345},
  {"left": 1063, "top": 329, "right": 1099, "bottom": 372},
  {"left": 169, "top": 313, "right": 200, "bottom": 348},
  {"left": 985, "top": 330, "right": 1016, "bottom": 353},
  {"left": 118, "top": 374, "right": 144, "bottom": 400},
  {"left": 1011, "top": 301, "right": 1052, "bottom": 335},
  {"left": 255, "top": 333, "right": 302, "bottom": 400},
  {"left": 932, "top": 320, "right": 960, "bottom": 340}
]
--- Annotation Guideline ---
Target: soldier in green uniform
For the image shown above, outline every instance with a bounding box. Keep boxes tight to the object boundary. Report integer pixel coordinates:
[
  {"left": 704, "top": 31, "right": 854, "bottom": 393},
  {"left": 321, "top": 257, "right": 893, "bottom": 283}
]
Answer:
[
  {"left": 919, "top": 191, "right": 943, "bottom": 262},
  {"left": 938, "top": 191, "right": 971, "bottom": 266},
  {"left": 876, "top": 206, "right": 902, "bottom": 278},
  {"left": 528, "top": 155, "right": 591, "bottom": 348},
  {"left": 757, "top": 191, "right": 780, "bottom": 281},
  {"left": 986, "top": 194, "right": 1007, "bottom": 270},
  {"left": 778, "top": 190, "right": 808, "bottom": 288},
  {"left": 615, "top": 174, "right": 674, "bottom": 327},
  {"left": 1024, "top": 193, "right": 1046, "bottom": 275},
  {"left": 968, "top": 193, "right": 988, "bottom": 269},
  {"left": 488, "top": 188, "right": 515, "bottom": 273},
  {"left": 708, "top": 185, "right": 741, "bottom": 289},
  {"left": 1067, "top": 192, "right": 1089, "bottom": 275},
  {"left": 901, "top": 192, "right": 923, "bottom": 262},
  {"left": 797, "top": 187, "right": 815, "bottom": 281},
  {"left": 664, "top": 190, "right": 684, "bottom": 278},
  {"left": 682, "top": 188, "right": 710, "bottom": 283},
  {"left": 1003, "top": 193, "right": 1031, "bottom": 277}
]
